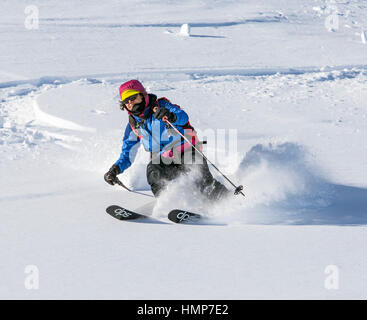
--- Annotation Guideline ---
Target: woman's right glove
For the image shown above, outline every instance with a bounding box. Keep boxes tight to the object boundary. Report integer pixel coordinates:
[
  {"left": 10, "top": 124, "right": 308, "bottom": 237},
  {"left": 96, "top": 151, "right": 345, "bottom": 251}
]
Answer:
[
  {"left": 153, "top": 107, "right": 177, "bottom": 123},
  {"left": 104, "top": 164, "right": 121, "bottom": 185}
]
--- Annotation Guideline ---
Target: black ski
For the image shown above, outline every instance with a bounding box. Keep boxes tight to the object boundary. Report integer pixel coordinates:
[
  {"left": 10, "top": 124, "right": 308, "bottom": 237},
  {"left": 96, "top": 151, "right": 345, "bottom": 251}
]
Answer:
[
  {"left": 106, "top": 205, "right": 148, "bottom": 221},
  {"left": 168, "top": 209, "right": 202, "bottom": 224}
]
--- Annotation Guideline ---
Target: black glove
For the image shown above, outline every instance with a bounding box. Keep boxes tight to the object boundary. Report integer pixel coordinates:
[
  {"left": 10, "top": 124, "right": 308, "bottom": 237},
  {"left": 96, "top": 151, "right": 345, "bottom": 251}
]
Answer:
[
  {"left": 104, "top": 164, "right": 121, "bottom": 185},
  {"left": 154, "top": 107, "right": 177, "bottom": 123}
]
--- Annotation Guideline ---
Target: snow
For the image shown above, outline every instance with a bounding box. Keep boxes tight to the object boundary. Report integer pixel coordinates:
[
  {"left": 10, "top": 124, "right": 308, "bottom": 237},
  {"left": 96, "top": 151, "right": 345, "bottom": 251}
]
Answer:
[
  {"left": 179, "top": 24, "right": 191, "bottom": 37},
  {"left": 362, "top": 31, "right": 367, "bottom": 43},
  {"left": 1, "top": 0, "right": 367, "bottom": 299}
]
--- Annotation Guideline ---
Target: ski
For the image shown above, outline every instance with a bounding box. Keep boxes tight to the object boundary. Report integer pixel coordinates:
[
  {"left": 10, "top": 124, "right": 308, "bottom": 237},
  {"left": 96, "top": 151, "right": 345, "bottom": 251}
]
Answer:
[
  {"left": 106, "top": 205, "right": 149, "bottom": 221},
  {"left": 168, "top": 209, "right": 202, "bottom": 224}
]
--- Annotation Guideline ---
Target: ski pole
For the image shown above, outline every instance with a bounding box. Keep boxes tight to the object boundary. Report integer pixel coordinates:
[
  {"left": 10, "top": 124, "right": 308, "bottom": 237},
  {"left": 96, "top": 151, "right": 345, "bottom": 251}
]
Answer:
[
  {"left": 115, "top": 177, "right": 131, "bottom": 191},
  {"left": 165, "top": 119, "right": 245, "bottom": 197},
  {"left": 115, "top": 177, "right": 155, "bottom": 198}
]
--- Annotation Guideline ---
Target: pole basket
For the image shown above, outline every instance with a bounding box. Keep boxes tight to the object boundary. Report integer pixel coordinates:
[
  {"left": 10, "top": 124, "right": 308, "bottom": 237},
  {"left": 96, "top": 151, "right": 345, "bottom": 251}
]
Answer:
[{"left": 234, "top": 185, "right": 244, "bottom": 196}]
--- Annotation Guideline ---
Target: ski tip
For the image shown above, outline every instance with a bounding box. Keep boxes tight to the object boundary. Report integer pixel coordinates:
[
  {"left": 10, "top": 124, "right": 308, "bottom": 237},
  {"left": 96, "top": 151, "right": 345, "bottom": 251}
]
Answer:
[
  {"left": 168, "top": 209, "right": 201, "bottom": 224},
  {"left": 106, "top": 205, "right": 147, "bottom": 221}
]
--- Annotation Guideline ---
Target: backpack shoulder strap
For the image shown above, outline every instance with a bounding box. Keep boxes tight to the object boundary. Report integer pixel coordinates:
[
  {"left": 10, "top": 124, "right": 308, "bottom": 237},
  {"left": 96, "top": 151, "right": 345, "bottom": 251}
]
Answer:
[{"left": 128, "top": 115, "right": 142, "bottom": 138}]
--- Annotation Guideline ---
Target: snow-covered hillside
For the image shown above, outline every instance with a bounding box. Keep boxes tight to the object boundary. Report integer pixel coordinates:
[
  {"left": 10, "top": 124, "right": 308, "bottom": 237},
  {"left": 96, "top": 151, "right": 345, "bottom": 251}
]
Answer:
[{"left": 1, "top": 0, "right": 367, "bottom": 299}]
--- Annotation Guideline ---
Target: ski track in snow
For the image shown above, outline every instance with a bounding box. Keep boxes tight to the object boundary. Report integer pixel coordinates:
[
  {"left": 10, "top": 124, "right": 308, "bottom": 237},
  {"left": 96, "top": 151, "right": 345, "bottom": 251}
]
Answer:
[
  {"left": 2, "top": 64, "right": 367, "bottom": 90},
  {"left": 38, "top": 14, "right": 287, "bottom": 29}
]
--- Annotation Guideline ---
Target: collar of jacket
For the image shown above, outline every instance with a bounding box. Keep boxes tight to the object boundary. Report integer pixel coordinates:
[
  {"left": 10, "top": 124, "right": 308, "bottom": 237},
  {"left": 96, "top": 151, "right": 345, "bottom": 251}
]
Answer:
[{"left": 132, "top": 93, "right": 157, "bottom": 121}]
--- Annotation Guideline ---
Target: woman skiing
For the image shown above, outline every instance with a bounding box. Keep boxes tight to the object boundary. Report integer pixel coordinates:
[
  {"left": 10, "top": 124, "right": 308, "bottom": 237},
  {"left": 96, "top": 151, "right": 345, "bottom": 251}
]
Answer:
[{"left": 104, "top": 79, "right": 229, "bottom": 200}]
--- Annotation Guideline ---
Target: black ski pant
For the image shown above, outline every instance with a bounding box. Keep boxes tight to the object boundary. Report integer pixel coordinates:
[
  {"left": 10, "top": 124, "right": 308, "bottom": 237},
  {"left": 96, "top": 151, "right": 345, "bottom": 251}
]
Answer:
[{"left": 146, "top": 149, "right": 229, "bottom": 200}]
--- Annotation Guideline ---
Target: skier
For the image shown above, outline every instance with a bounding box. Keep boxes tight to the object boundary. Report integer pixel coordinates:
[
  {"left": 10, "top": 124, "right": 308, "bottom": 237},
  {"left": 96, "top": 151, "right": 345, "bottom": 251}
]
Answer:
[{"left": 104, "top": 79, "right": 229, "bottom": 200}]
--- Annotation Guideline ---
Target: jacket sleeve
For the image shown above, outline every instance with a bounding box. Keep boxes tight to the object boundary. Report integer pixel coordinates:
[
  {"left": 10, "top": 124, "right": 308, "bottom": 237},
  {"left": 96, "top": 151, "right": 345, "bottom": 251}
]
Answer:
[
  {"left": 158, "top": 99, "right": 189, "bottom": 126},
  {"left": 115, "top": 123, "right": 140, "bottom": 174}
]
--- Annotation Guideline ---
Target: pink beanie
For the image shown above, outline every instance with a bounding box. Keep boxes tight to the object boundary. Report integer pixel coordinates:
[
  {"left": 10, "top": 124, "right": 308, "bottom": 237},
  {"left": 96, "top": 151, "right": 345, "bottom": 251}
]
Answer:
[{"left": 119, "top": 79, "right": 149, "bottom": 107}]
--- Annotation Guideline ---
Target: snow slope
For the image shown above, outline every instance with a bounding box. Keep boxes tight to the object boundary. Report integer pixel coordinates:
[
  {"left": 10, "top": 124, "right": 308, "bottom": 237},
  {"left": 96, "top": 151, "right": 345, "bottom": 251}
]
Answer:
[{"left": 1, "top": 0, "right": 367, "bottom": 299}]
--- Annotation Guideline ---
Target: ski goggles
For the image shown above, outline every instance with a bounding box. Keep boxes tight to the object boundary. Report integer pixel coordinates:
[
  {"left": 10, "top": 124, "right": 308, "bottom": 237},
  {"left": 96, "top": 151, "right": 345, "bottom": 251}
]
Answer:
[
  {"left": 121, "top": 93, "right": 140, "bottom": 105},
  {"left": 120, "top": 94, "right": 141, "bottom": 110}
]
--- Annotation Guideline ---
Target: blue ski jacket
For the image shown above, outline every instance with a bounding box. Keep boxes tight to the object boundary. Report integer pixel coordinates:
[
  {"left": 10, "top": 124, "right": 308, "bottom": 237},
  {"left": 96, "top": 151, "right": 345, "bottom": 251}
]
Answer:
[{"left": 115, "top": 95, "right": 192, "bottom": 174}]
